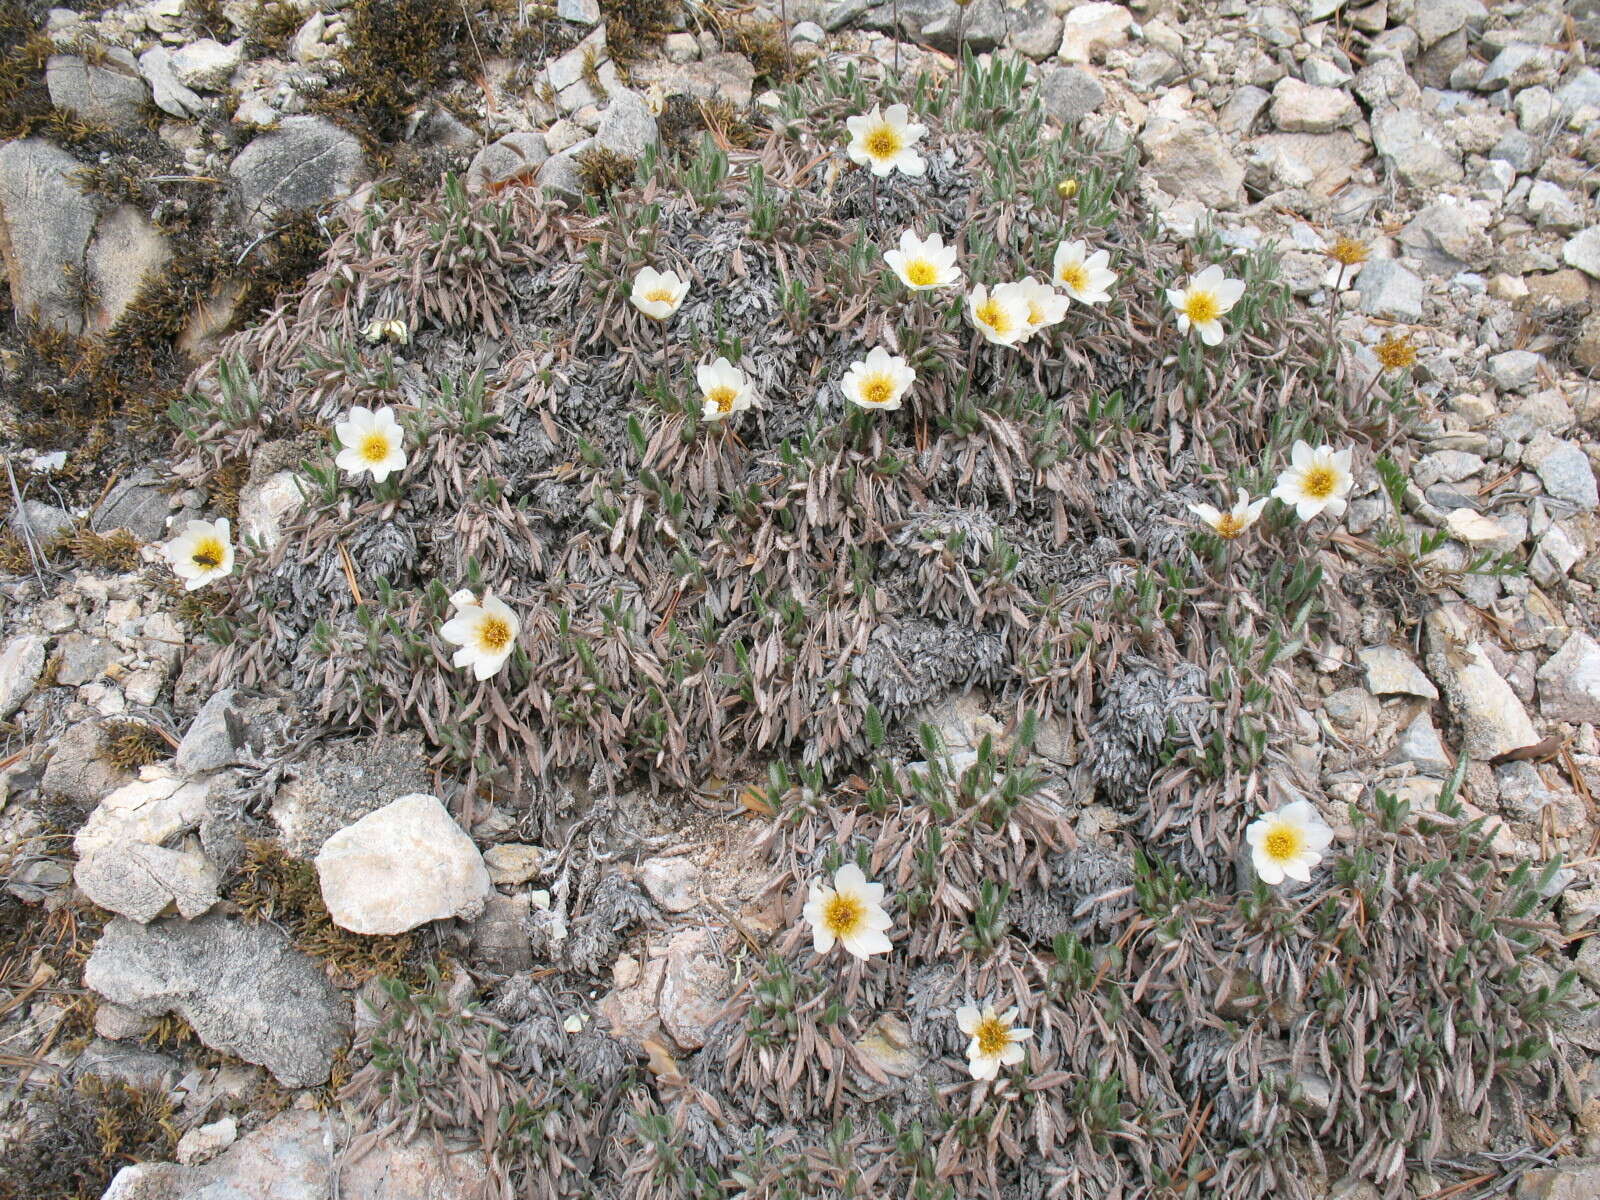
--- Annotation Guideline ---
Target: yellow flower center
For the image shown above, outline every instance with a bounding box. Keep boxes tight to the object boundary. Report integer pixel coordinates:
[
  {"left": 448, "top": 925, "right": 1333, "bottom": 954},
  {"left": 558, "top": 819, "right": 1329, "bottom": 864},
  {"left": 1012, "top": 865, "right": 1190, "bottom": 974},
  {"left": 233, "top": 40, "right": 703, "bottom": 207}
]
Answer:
[
  {"left": 823, "top": 891, "right": 865, "bottom": 937},
  {"left": 1182, "top": 291, "right": 1220, "bottom": 324},
  {"left": 865, "top": 126, "right": 900, "bottom": 160},
  {"left": 976, "top": 298, "right": 1013, "bottom": 335},
  {"left": 190, "top": 539, "right": 224, "bottom": 570},
  {"left": 360, "top": 431, "right": 392, "bottom": 464},
  {"left": 1375, "top": 335, "right": 1416, "bottom": 371},
  {"left": 705, "top": 385, "right": 738, "bottom": 414},
  {"left": 1329, "top": 237, "right": 1369, "bottom": 266},
  {"left": 1301, "top": 466, "right": 1336, "bottom": 500},
  {"left": 1026, "top": 299, "right": 1047, "bottom": 325},
  {"left": 859, "top": 375, "right": 894, "bottom": 406},
  {"left": 1263, "top": 825, "right": 1303, "bottom": 864},
  {"left": 974, "top": 1015, "right": 1010, "bottom": 1057},
  {"left": 1058, "top": 263, "right": 1088, "bottom": 292},
  {"left": 905, "top": 259, "right": 938, "bottom": 287},
  {"left": 477, "top": 616, "right": 512, "bottom": 653},
  {"left": 645, "top": 288, "right": 676, "bottom": 304},
  {"left": 1215, "top": 513, "right": 1244, "bottom": 539}
]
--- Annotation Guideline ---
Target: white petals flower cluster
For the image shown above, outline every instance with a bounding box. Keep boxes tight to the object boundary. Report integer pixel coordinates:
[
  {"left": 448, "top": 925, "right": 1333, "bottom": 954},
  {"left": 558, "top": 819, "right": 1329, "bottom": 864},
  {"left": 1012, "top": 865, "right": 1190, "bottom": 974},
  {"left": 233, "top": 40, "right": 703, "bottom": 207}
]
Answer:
[
  {"left": 1053, "top": 240, "right": 1116, "bottom": 304},
  {"left": 1247, "top": 800, "right": 1335, "bottom": 886},
  {"left": 1188, "top": 488, "right": 1268, "bottom": 540},
  {"left": 1273, "top": 440, "right": 1354, "bottom": 521},
  {"left": 164, "top": 518, "right": 234, "bottom": 591},
  {"left": 840, "top": 347, "right": 917, "bottom": 411},
  {"left": 630, "top": 266, "right": 691, "bottom": 320},
  {"left": 697, "top": 357, "right": 757, "bottom": 422},
  {"left": 885, "top": 230, "right": 961, "bottom": 291},
  {"left": 440, "top": 588, "right": 520, "bottom": 681},
  {"left": 846, "top": 104, "right": 927, "bottom": 177},
  {"left": 803, "top": 862, "right": 893, "bottom": 959},
  {"left": 335, "top": 405, "right": 408, "bottom": 484},
  {"left": 957, "top": 1004, "right": 1032, "bottom": 1081},
  {"left": 1168, "top": 265, "right": 1246, "bottom": 346}
]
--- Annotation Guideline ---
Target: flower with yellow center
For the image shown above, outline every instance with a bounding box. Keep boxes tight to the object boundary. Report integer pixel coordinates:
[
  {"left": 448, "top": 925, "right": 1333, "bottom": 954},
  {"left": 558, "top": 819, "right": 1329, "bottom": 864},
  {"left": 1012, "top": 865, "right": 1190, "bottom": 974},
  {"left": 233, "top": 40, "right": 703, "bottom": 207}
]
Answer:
[
  {"left": 1246, "top": 799, "right": 1334, "bottom": 886},
  {"left": 1326, "top": 236, "right": 1370, "bottom": 268},
  {"left": 163, "top": 518, "right": 234, "bottom": 591},
  {"left": 1052, "top": 239, "right": 1117, "bottom": 305},
  {"left": 1374, "top": 332, "right": 1417, "bottom": 371},
  {"left": 1006, "top": 278, "right": 1070, "bottom": 341},
  {"left": 801, "top": 862, "right": 892, "bottom": 959},
  {"left": 1188, "top": 488, "right": 1268, "bottom": 540},
  {"left": 440, "top": 587, "right": 520, "bottom": 681},
  {"left": 966, "top": 283, "right": 1030, "bottom": 347},
  {"left": 955, "top": 1003, "right": 1031, "bottom": 1080},
  {"left": 839, "top": 346, "right": 916, "bottom": 412},
  {"left": 884, "top": 229, "right": 961, "bottom": 291},
  {"left": 334, "top": 405, "right": 408, "bottom": 483},
  {"left": 629, "top": 266, "right": 690, "bottom": 321},
  {"left": 1271, "top": 440, "right": 1354, "bottom": 522},
  {"left": 1167, "top": 264, "right": 1245, "bottom": 346},
  {"left": 362, "top": 318, "right": 410, "bottom": 345},
  {"left": 696, "top": 356, "right": 756, "bottom": 422},
  {"left": 845, "top": 104, "right": 927, "bottom": 178}
]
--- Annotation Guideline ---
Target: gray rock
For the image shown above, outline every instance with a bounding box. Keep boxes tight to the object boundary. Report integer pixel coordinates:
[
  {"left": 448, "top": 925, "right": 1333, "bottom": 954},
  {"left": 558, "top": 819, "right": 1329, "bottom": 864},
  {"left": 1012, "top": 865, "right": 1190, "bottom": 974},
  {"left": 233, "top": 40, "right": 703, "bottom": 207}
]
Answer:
[
  {"left": 1058, "top": 1, "right": 1133, "bottom": 62},
  {"left": 1555, "top": 68, "right": 1600, "bottom": 115},
  {"left": 1538, "top": 632, "right": 1600, "bottom": 724},
  {"left": 1564, "top": 227, "right": 1600, "bottom": 281},
  {"left": 84, "top": 913, "right": 348, "bottom": 1087},
  {"left": 465, "top": 132, "right": 550, "bottom": 192},
  {"left": 481, "top": 842, "right": 543, "bottom": 885},
  {"left": 792, "top": 20, "right": 826, "bottom": 42},
  {"left": 468, "top": 891, "right": 532, "bottom": 972},
  {"left": 1412, "top": 0, "right": 1486, "bottom": 48},
  {"left": 914, "top": 0, "right": 1008, "bottom": 54},
  {"left": 46, "top": 48, "right": 149, "bottom": 131},
  {"left": 1530, "top": 523, "right": 1582, "bottom": 585},
  {"left": 1478, "top": 43, "right": 1560, "bottom": 92},
  {"left": 138, "top": 46, "right": 204, "bottom": 121},
  {"left": 1220, "top": 84, "right": 1272, "bottom": 133},
  {"left": 1007, "top": 5, "right": 1062, "bottom": 60},
  {"left": 0, "top": 139, "right": 100, "bottom": 333},
  {"left": 170, "top": 38, "right": 241, "bottom": 90},
  {"left": 1399, "top": 198, "right": 1491, "bottom": 274},
  {"left": 230, "top": 116, "right": 368, "bottom": 218},
  {"left": 314, "top": 793, "right": 491, "bottom": 935},
  {"left": 628, "top": 51, "right": 756, "bottom": 109},
  {"left": 267, "top": 731, "right": 432, "bottom": 856},
  {"left": 1490, "top": 128, "right": 1540, "bottom": 172},
  {"left": 537, "top": 150, "right": 585, "bottom": 203},
  {"left": 1525, "top": 433, "right": 1598, "bottom": 509},
  {"left": 175, "top": 688, "right": 249, "bottom": 774},
  {"left": 658, "top": 928, "right": 729, "bottom": 1050},
  {"left": 85, "top": 203, "right": 171, "bottom": 333},
  {"left": 1356, "top": 259, "right": 1425, "bottom": 321},
  {"left": 1488, "top": 349, "right": 1543, "bottom": 393},
  {"left": 75, "top": 770, "right": 211, "bottom": 860},
  {"left": 1371, "top": 108, "right": 1462, "bottom": 188},
  {"left": 76, "top": 1038, "right": 181, "bottom": 1091},
  {"left": 92, "top": 468, "right": 168, "bottom": 540},
  {"left": 1139, "top": 118, "right": 1246, "bottom": 209},
  {"left": 55, "top": 631, "right": 113, "bottom": 686},
  {"left": 638, "top": 856, "right": 698, "bottom": 912},
  {"left": 1359, "top": 645, "right": 1438, "bottom": 698},
  {"left": 825, "top": 0, "right": 873, "bottom": 30},
  {"left": 1527, "top": 181, "right": 1584, "bottom": 233},
  {"left": 1390, "top": 711, "right": 1452, "bottom": 775},
  {"left": 10, "top": 499, "right": 75, "bottom": 548},
  {"left": 1038, "top": 65, "right": 1106, "bottom": 125},
  {"left": 75, "top": 842, "right": 220, "bottom": 923},
  {"left": 0, "top": 634, "right": 48, "bottom": 719},
  {"left": 594, "top": 90, "right": 660, "bottom": 160},
  {"left": 1270, "top": 77, "right": 1358, "bottom": 132},
  {"left": 40, "top": 718, "right": 138, "bottom": 805},
  {"left": 1513, "top": 1159, "right": 1600, "bottom": 1200},
  {"left": 1426, "top": 606, "right": 1540, "bottom": 760}
]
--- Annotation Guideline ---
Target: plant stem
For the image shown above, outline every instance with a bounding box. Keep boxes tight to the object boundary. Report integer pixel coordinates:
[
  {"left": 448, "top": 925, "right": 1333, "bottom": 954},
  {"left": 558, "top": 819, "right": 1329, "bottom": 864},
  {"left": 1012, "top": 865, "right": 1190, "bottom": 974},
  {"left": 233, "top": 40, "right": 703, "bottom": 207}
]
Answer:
[
  {"left": 954, "top": 7, "right": 966, "bottom": 97},
  {"left": 892, "top": 0, "right": 900, "bottom": 77}
]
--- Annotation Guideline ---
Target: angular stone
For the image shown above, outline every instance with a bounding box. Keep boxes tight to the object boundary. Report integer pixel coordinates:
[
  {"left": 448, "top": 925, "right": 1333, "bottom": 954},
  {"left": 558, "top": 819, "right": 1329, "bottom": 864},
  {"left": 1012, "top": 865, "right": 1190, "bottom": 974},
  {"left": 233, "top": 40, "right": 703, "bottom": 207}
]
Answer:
[
  {"left": 1524, "top": 433, "right": 1598, "bottom": 510},
  {"left": 1038, "top": 65, "right": 1105, "bottom": 125},
  {"left": 1538, "top": 633, "right": 1600, "bottom": 724},
  {"left": 92, "top": 467, "right": 169, "bottom": 540},
  {"left": 482, "top": 842, "right": 543, "bottom": 885},
  {"left": 138, "top": 46, "right": 203, "bottom": 119},
  {"left": 75, "top": 842, "right": 220, "bottom": 923},
  {"left": 638, "top": 856, "right": 698, "bottom": 912},
  {"left": 1359, "top": 646, "right": 1438, "bottom": 699},
  {"left": 1426, "top": 608, "right": 1540, "bottom": 761},
  {"left": 56, "top": 631, "right": 114, "bottom": 685},
  {"left": 1390, "top": 711, "right": 1452, "bottom": 775},
  {"left": 237, "top": 470, "right": 306, "bottom": 551},
  {"left": 230, "top": 116, "right": 367, "bottom": 218},
  {"left": 658, "top": 929, "right": 729, "bottom": 1050},
  {"left": 40, "top": 717, "right": 138, "bottom": 805},
  {"left": 84, "top": 914, "right": 348, "bottom": 1087},
  {"left": 1356, "top": 258, "right": 1425, "bottom": 321},
  {"left": 1399, "top": 197, "right": 1491, "bottom": 274},
  {"left": 1058, "top": 2, "right": 1133, "bottom": 63},
  {"left": 1413, "top": 0, "right": 1486, "bottom": 49},
  {"left": 170, "top": 38, "right": 242, "bottom": 91},
  {"left": 0, "top": 139, "right": 100, "bottom": 334},
  {"left": 1371, "top": 108, "right": 1462, "bottom": 188},
  {"left": 1270, "top": 77, "right": 1358, "bottom": 133},
  {"left": 594, "top": 89, "right": 661, "bottom": 160},
  {"left": 74, "top": 768, "right": 211, "bottom": 859},
  {"left": 1139, "top": 119, "right": 1245, "bottom": 209},
  {"left": 465, "top": 132, "right": 550, "bottom": 192},
  {"left": 0, "top": 634, "right": 48, "bottom": 719},
  {"left": 47, "top": 48, "right": 149, "bottom": 131},
  {"left": 1247, "top": 131, "right": 1364, "bottom": 196},
  {"left": 314, "top": 793, "right": 491, "bottom": 935},
  {"left": 1488, "top": 349, "right": 1542, "bottom": 392},
  {"left": 1564, "top": 227, "right": 1600, "bottom": 281},
  {"left": 175, "top": 688, "right": 249, "bottom": 775}
]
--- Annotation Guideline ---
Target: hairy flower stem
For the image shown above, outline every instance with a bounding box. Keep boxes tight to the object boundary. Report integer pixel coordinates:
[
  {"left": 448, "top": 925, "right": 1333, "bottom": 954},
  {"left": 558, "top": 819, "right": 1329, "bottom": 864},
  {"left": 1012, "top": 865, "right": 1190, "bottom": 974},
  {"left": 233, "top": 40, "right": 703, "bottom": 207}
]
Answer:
[
  {"left": 892, "top": 0, "right": 900, "bottom": 77},
  {"left": 954, "top": 8, "right": 966, "bottom": 96},
  {"left": 781, "top": 0, "right": 793, "bottom": 79},
  {"left": 869, "top": 172, "right": 879, "bottom": 231}
]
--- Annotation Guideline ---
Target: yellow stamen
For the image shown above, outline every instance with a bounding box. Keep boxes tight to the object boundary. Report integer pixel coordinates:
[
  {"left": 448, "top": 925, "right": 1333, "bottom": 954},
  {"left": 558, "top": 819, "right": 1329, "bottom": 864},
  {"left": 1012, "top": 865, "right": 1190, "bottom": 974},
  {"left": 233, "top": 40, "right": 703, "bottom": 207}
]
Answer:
[
  {"left": 974, "top": 1016, "right": 1009, "bottom": 1057},
  {"left": 1215, "top": 513, "right": 1245, "bottom": 539},
  {"left": 905, "top": 259, "right": 937, "bottom": 287},
  {"left": 1328, "top": 236, "right": 1369, "bottom": 267},
  {"left": 477, "top": 616, "right": 512, "bottom": 653},
  {"left": 1182, "top": 291, "right": 1220, "bottom": 324},
  {"left": 1375, "top": 333, "right": 1416, "bottom": 371},
  {"left": 1301, "top": 467, "right": 1336, "bottom": 500},
  {"left": 865, "top": 126, "right": 900, "bottom": 160},
  {"left": 190, "top": 539, "right": 223, "bottom": 569},
  {"left": 645, "top": 288, "right": 675, "bottom": 304},
  {"left": 705, "top": 385, "right": 738, "bottom": 414},
  {"left": 1264, "top": 826, "right": 1302, "bottom": 863},
  {"left": 859, "top": 376, "right": 894, "bottom": 406},
  {"left": 976, "top": 299, "right": 1012, "bottom": 335},
  {"left": 1058, "top": 263, "right": 1088, "bottom": 292},
  {"left": 360, "top": 432, "right": 391, "bottom": 464},
  {"left": 823, "top": 891, "right": 865, "bottom": 936}
]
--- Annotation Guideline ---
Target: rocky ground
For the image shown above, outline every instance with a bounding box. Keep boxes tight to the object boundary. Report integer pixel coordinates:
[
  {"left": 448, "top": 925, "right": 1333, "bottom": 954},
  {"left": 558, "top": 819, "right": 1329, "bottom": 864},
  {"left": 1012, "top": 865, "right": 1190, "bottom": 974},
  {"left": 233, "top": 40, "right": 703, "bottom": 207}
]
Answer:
[{"left": 2, "top": 0, "right": 1600, "bottom": 1198}]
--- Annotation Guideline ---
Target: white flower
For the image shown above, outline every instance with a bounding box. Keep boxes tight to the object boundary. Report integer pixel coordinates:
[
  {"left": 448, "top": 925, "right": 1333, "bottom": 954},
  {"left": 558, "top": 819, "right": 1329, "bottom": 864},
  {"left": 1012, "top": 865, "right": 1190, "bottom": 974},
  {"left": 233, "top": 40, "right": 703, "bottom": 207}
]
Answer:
[
  {"left": 966, "top": 283, "right": 1031, "bottom": 347},
  {"left": 1271, "top": 441, "right": 1354, "bottom": 521},
  {"left": 884, "top": 230, "right": 961, "bottom": 290},
  {"left": 1246, "top": 800, "right": 1334, "bottom": 886},
  {"left": 362, "top": 318, "right": 409, "bottom": 345},
  {"left": 1052, "top": 240, "right": 1116, "bottom": 304},
  {"left": 440, "top": 588, "right": 519, "bottom": 681},
  {"left": 801, "top": 862, "right": 892, "bottom": 959},
  {"left": 630, "top": 266, "right": 690, "bottom": 320},
  {"left": 1188, "top": 488, "right": 1268, "bottom": 540},
  {"left": 164, "top": 518, "right": 234, "bottom": 591},
  {"left": 845, "top": 104, "right": 927, "bottom": 178},
  {"left": 839, "top": 346, "right": 915, "bottom": 412},
  {"left": 1006, "top": 278, "right": 1070, "bottom": 341},
  {"left": 334, "top": 405, "right": 408, "bottom": 483},
  {"left": 956, "top": 1004, "right": 1031, "bottom": 1081},
  {"left": 696, "top": 357, "right": 756, "bottom": 421},
  {"left": 1166, "top": 264, "right": 1246, "bottom": 346}
]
